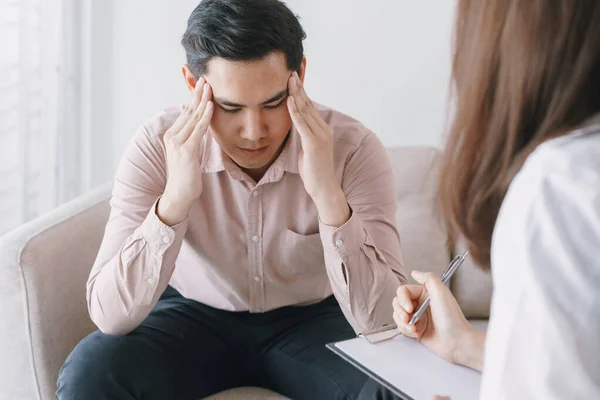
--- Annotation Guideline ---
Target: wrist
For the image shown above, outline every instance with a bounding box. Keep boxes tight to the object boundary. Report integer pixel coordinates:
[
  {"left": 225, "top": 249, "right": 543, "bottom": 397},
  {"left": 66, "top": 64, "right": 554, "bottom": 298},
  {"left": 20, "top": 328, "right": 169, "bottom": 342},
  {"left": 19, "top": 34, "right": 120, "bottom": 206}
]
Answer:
[
  {"left": 156, "top": 194, "right": 191, "bottom": 226},
  {"left": 314, "top": 187, "right": 351, "bottom": 227},
  {"left": 453, "top": 326, "right": 485, "bottom": 372}
]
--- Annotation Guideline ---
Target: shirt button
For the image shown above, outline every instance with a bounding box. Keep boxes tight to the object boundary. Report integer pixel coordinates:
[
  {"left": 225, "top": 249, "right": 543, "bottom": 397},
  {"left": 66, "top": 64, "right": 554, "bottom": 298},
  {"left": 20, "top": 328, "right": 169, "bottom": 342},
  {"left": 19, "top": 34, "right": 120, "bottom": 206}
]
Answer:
[
  {"left": 162, "top": 236, "right": 171, "bottom": 244},
  {"left": 146, "top": 278, "right": 154, "bottom": 284},
  {"left": 252, "top": 235, "right": 260, "bottom": 242},
  {"left": 252, "top": 191, "right": 259, "bottom": 197},
  {"left": 254, "top": 276, "right": 261, "bottom": 282},
  {"left": 335, "top": 239, "right": 344, "bottom": 248}
]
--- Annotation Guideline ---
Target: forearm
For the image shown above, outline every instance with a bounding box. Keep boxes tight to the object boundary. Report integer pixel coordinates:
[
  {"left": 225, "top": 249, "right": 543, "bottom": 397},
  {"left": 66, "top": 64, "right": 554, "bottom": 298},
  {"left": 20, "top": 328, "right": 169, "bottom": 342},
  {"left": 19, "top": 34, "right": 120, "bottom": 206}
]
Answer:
[
  {"left": 156, "top": 192, "right": 194, "bottom": 226},
  {"left": 87, "top": 253, "right": 174, "bottom": 335},
  {"left": 319, "top": 212, "right": 406, "bottom": 333},
  {"left": 314, "top": 188, "right": 352, "bottom": 228},
  {"left": 87, "top": 201, "right": 188, "bottom": 334}
]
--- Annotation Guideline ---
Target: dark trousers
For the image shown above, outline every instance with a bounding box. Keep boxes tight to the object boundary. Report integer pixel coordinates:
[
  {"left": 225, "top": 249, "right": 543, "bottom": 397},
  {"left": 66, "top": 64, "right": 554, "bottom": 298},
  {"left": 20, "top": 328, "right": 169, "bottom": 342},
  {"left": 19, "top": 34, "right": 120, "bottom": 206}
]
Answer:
[
  {"left": 358, "top": 379, "right": 402, "bottom": 400},
  {"left": 57, "top": 286, "right": 368, "bottom": 400}
]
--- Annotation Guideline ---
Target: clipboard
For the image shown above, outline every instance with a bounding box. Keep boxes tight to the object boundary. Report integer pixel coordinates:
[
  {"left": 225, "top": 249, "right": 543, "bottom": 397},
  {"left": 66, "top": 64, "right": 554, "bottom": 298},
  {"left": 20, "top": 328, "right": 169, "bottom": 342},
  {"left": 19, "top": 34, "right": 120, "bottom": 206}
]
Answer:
[
  {"left": 358, "top": 323, "right": 401, "bottom": 344},
  {"left": 327, "top": 326, "right": 483, "bottom": 400},
  {"left": 326, "top": 339, "right": 412, "bottom": 399}
]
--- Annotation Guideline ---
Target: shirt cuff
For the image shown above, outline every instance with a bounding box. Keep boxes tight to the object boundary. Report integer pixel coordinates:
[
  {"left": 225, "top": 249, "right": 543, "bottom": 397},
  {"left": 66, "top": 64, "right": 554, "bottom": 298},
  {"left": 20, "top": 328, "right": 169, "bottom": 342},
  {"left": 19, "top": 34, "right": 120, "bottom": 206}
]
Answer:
[
  {"left": 139, "top": 197, "right": 188, "bottom": 257},
  {"left": 319, "top": 210, "right": 366, "bottom": 261}
]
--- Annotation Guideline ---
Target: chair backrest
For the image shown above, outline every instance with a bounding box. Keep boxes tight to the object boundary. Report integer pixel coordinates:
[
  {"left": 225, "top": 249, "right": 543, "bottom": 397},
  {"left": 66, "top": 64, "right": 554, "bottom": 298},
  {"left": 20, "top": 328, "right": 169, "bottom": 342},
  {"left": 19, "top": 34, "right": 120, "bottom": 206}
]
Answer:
[
  {"left": 386, "top": 147, "right": 492, "bottom": 318},
  {"left": 0, "top": 183, "right": 112, "bottom": 400}
]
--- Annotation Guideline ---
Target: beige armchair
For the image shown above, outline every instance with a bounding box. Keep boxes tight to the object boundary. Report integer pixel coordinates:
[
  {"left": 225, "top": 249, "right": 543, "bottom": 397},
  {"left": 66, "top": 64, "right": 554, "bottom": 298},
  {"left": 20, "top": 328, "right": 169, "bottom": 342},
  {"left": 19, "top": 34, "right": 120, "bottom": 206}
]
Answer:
[{"left": 0, "top": 147, "right": 492, "bottom": 400}]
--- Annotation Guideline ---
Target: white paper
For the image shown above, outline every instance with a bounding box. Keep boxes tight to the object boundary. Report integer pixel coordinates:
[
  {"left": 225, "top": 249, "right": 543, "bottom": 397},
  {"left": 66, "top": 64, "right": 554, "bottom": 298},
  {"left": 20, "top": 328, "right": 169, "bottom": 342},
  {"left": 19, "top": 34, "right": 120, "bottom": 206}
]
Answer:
[{"left": 334, "top": 334, "right": 481, "bottom": 400}]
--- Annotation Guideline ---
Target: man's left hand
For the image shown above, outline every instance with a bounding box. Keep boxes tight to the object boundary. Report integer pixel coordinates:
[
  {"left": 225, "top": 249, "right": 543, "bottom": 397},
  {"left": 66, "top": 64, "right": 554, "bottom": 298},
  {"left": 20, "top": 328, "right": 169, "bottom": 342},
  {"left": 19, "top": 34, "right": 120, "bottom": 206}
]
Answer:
[{"left": 287, "top": 71, "right": 350, "bottom": 227}]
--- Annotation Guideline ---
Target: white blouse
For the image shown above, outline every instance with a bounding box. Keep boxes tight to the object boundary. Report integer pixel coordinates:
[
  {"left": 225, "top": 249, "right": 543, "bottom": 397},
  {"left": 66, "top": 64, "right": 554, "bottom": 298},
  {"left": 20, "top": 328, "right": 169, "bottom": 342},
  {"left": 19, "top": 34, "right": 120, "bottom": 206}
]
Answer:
[{"left": 481, "top": 126, "right": 600, "bottom": 399}]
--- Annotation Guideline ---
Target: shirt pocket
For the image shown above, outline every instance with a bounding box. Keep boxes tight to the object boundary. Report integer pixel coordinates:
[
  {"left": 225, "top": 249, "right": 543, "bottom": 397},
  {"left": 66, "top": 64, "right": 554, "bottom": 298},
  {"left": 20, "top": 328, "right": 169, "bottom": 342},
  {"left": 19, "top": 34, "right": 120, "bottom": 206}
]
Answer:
[{"left": 278, "top": 229, "right": 325, "bottom": 279}]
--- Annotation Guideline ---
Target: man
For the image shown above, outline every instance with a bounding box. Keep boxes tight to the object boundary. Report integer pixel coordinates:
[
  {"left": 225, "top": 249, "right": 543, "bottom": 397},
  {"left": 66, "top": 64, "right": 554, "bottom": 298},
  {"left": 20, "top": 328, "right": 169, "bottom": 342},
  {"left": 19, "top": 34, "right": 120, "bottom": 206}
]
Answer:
[{"left": 57, "top": 0, "right": 405, "bottom": 399}]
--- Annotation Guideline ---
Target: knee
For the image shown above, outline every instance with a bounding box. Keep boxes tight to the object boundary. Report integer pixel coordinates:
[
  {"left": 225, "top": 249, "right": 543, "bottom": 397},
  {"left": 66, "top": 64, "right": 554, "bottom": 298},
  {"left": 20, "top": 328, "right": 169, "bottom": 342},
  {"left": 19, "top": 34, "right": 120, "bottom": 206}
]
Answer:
[{"left": 57, "top": 330, "right": 135, "bottom": 399}]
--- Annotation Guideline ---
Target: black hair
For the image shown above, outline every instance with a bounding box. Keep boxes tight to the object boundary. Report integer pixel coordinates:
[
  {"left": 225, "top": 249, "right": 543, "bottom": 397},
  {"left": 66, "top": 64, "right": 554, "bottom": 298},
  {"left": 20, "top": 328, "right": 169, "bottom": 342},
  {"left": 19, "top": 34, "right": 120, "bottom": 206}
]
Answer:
[{"left": 181, "top": 0, "right": 306, "bottom": 77}]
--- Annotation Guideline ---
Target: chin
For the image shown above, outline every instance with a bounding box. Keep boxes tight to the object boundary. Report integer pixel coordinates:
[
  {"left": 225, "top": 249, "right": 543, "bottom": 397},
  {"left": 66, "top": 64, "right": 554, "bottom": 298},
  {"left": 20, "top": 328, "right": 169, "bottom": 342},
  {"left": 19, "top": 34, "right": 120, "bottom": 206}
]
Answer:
[{"left": 230, "top": 152, "right": 270, "bottom": 169}]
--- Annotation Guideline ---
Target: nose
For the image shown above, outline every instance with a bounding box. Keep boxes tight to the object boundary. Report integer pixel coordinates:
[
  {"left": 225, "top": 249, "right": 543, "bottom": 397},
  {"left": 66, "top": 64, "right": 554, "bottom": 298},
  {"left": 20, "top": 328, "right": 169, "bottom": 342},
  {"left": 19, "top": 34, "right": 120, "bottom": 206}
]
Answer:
[{"left": 240, "top": 110, "right": 267, "bottom": 141}]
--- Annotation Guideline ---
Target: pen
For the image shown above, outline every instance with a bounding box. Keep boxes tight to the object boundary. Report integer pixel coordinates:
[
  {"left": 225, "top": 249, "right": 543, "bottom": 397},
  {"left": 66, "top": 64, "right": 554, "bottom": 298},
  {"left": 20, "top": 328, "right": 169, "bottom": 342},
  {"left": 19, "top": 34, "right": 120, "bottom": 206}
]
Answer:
[{"left": 407, "top": 251, "right": 469, "bottom": 328}]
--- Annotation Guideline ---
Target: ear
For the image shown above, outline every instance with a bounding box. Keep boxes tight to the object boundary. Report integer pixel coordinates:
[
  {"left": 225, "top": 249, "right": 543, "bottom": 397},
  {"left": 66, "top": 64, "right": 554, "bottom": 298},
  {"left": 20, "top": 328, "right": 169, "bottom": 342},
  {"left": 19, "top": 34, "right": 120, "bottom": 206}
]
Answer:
[
  {"left": 297, "top": 57, "right": 307, "bottom": 83},
  {"left": 182, "top": 64, "right": 197, "bottom": 93}
]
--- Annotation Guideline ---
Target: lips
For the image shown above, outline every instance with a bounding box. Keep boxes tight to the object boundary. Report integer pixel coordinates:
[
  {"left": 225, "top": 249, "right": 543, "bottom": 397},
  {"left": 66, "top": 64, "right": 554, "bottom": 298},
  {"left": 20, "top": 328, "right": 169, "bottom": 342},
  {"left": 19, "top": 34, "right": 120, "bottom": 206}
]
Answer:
[{"left": 240, "top": 146, "right": 268, "bottom": 157}]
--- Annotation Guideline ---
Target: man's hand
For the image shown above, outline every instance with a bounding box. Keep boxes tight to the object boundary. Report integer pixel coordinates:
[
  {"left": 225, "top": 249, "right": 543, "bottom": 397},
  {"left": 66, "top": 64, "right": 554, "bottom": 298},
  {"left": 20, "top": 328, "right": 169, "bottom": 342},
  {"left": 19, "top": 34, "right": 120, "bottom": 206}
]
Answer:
[
  {"left": 158, "top": 78, "right": 213, "bottom": 226},
  {"left": 287, "top": 71, "right": 350, "bottom": 227}
]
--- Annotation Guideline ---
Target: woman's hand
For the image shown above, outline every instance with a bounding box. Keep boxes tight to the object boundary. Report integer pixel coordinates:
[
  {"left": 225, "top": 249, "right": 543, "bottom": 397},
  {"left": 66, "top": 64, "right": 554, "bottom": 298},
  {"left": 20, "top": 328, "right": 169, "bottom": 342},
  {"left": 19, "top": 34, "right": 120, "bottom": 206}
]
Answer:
[{"left": 393, "top": 271, "right": 485, "bottom": 371}]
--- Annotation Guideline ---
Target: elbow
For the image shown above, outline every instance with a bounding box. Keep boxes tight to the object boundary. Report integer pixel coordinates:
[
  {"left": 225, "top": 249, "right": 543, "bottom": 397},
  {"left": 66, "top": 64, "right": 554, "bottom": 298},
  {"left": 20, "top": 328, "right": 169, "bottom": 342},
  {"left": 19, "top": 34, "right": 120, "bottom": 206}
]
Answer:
[
  {"left": 94, "top": 319, "right": 136, "bottom": 336},
  {"left": 87, "top": 294, "right": 138, "bottom": 336}
]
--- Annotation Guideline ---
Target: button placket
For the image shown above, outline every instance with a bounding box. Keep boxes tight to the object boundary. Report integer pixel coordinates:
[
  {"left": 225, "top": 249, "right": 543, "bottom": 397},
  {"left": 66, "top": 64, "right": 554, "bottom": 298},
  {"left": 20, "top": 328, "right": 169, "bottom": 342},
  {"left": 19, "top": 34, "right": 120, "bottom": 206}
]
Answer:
[{"left": 247, "top": 184, "right": 264, "bottom": 312}]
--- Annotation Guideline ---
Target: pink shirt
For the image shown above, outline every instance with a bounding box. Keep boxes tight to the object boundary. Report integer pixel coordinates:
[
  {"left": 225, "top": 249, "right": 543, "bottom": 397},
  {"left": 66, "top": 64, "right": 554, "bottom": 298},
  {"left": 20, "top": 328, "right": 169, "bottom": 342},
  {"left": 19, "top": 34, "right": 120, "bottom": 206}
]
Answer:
[{"left": 87, "top": 103, "right": 406, "bottom": 335}]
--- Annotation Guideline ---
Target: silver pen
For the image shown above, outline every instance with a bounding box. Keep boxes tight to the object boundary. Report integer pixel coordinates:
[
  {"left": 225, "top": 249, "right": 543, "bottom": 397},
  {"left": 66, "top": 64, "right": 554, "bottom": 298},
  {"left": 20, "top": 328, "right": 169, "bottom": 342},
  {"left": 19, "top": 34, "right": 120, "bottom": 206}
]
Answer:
[{"left": 407, "top": 251, "right": 469, "bottom": 327}]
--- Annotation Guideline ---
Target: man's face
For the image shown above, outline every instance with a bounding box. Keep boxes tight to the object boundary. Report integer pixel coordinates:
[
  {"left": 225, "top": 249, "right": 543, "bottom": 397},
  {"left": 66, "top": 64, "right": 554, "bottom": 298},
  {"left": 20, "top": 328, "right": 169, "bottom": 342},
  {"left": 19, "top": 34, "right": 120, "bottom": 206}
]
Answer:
[{"left": 192, "top": 52, "right": 305, "bottom": 178}]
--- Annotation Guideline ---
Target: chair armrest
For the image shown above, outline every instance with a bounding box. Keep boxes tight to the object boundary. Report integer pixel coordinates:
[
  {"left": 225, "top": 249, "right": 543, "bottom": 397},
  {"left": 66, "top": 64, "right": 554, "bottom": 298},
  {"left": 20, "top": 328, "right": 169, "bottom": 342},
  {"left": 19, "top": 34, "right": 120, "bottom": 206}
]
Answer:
[{"left": 0, "top": 183, "right": 112, "bottom": 400}]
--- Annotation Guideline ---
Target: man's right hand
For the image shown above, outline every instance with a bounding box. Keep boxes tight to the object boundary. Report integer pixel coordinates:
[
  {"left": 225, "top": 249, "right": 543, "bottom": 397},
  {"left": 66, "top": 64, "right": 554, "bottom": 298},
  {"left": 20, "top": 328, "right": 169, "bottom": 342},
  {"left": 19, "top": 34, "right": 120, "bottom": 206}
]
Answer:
[{"left": 157, "top": 77, "right": 213, "bottom": 226}]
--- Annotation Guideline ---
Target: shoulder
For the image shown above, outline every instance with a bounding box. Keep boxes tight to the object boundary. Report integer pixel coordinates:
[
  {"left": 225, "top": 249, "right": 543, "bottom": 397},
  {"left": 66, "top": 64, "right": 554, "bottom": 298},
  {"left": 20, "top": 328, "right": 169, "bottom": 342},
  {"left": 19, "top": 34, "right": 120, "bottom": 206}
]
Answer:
[
  {"left": 314, "top": 102, "right": 384, "bottom": 160},
  {"left": 503, "top": 127, "right": 600, "bottom": 212},
  {"left": 524, "top": 127, "right": 600, "bottom": 186},
  {"left": 124, "top": 105, "right": 186, "bottom": 158},
  {"left": 493, "top": 127, "right": 600, "bottom": 293},
  {"left": 138, "top": 105, "right": 186, "bottom": 141}
]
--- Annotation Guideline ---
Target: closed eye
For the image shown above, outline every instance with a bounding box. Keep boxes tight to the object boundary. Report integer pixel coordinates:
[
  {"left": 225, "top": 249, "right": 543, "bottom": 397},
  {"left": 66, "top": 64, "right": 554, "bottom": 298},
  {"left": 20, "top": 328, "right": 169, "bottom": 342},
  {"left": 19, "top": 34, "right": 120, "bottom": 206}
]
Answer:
[
  {"left": 219, "top": 97, "right": 286, "bottom": 113},
  {"left": 220, "top": 105, "right": 241, "bottom": 114},
  {"left": 264, "top": 98, "right": 286, "bottom": 110}
]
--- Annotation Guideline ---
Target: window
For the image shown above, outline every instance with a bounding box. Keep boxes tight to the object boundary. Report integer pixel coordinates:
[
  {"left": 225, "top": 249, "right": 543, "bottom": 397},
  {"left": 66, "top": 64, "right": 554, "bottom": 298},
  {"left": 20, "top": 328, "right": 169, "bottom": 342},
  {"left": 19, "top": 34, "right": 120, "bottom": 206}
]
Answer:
[{"left": 0, "top": 0, "right": 86, "bottom": 235}]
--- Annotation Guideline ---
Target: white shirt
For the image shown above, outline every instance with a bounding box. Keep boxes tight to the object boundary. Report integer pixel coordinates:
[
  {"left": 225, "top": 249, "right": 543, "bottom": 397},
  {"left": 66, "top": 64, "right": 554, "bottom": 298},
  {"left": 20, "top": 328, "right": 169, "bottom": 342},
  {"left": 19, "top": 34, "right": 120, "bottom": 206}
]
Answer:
[{"left": 481, "top": 126, "right": 600, "bottom": 399}]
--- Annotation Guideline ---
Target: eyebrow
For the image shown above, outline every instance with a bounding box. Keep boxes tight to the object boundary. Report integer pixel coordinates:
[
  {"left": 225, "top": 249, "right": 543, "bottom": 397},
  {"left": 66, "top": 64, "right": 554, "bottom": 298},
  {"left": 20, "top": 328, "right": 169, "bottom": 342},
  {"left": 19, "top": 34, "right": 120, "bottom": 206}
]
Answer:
[{"left": 214, "top": 89, "right": 288, "bottom": 108}]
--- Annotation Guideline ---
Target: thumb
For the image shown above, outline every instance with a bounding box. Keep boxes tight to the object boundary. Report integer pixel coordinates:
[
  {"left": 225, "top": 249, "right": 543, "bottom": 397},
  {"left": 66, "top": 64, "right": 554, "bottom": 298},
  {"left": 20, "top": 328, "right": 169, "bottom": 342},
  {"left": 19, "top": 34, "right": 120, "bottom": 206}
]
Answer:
[{"left": 411, "top": 270, "right": 447, "bottom": 300}]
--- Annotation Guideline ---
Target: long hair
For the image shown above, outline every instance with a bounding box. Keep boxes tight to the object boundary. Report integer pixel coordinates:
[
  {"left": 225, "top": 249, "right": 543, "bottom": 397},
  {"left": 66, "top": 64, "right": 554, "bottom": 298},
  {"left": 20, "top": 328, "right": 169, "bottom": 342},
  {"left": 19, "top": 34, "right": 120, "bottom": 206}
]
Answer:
[{"left": 439, "top": 1, "right": 600, "bottom": 268}]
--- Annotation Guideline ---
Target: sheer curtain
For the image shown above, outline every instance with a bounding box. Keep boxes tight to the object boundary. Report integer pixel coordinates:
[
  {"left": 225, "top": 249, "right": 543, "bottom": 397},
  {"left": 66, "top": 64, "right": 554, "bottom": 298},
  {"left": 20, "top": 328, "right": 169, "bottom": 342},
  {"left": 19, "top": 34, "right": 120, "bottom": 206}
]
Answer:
[{"left": 0, "top": 0, "right": 85, "bottom": 235}]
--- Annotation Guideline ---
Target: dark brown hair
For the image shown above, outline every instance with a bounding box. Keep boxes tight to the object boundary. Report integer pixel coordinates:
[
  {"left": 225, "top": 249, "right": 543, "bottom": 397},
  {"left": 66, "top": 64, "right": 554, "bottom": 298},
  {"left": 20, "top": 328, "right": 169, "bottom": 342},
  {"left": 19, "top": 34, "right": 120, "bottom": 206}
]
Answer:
[{"left": 439, "top": 1, "right": 600, "bottom": 268}]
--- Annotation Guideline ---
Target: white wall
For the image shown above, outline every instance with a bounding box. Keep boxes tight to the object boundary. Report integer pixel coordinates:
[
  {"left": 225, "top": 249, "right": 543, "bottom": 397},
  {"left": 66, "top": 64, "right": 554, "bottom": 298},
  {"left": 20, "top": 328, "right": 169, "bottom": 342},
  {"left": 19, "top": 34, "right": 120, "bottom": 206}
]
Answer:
[{"left": 94, "top": 0, "right": 455, "bottom": 182}]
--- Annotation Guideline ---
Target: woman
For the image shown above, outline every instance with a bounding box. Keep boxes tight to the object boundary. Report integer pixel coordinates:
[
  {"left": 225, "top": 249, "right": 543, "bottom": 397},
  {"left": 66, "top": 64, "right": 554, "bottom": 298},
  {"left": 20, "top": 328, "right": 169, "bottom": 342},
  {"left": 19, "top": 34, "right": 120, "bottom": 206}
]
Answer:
[{"left": 361, "top": 1, "right": 600, "bottom": 399}]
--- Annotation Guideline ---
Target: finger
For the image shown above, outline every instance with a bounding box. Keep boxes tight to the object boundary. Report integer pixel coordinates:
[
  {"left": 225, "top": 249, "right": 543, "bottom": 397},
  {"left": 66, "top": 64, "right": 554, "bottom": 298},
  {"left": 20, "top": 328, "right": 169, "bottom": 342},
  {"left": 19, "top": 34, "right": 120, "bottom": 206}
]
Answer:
[
  {"left": 393, "top": 310, "right": 418, "bottom": 338},
  {"left": 411, "top": 271, "right": 448, "bottom": 302},
  {"left": 287, "top": 95, "right": 314, "bottom": 140},
  {"left": 164, "top": 105, "right": 194, "bottom": 141},
  {"left": 293, "top": 72, "right": 329, "bottom": 132},
  {"left": 186, "top": 101, "right": 213, "bottom": 152},
  {"left": 191, "top": 77, "right": 205, "bottom": 109},
  {"left": 288, "top": 75, "right": 321, "bottom": 134},
  {"left": 392, "top": 298, "right": 411, "bottom": 325},
  {"left": 412, "top": 312, "right": 429, "bottom": 339},
  {"left": 395, "top": 285, "right": 424, "bottom": 313},
  {"left": 290, "top": 74, "right": 329, "bottom": 136},
  {"left": 178, "top": 83, "right": 212, "bottom": 144}
]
